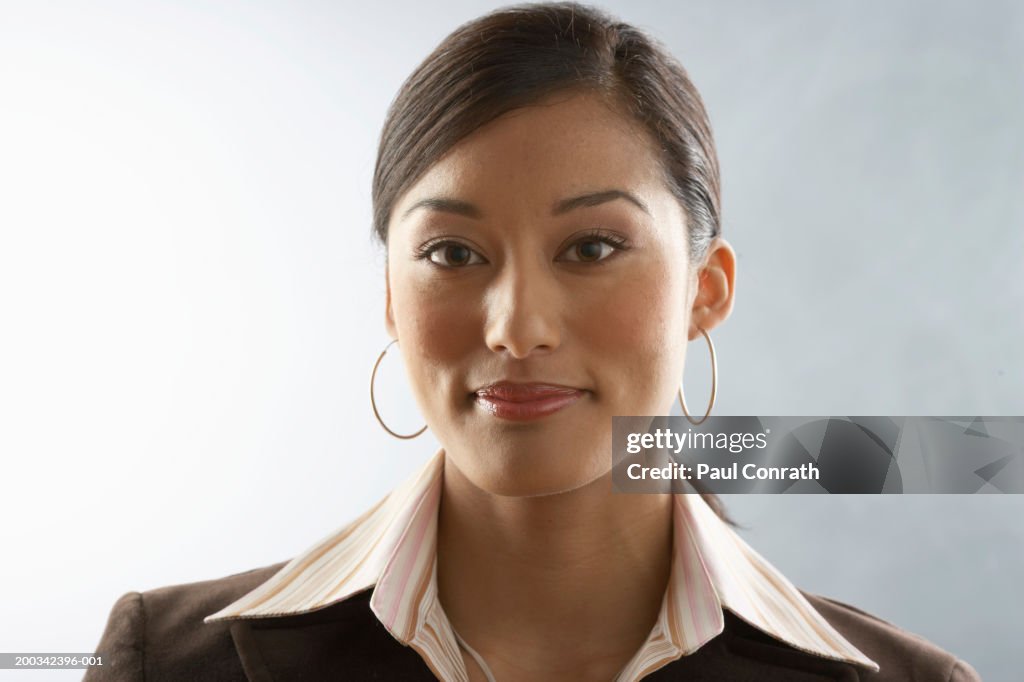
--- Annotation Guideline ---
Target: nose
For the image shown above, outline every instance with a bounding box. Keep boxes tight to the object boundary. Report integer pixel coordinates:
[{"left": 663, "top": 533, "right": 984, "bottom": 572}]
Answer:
[{"left": 484, "top": 258, "right": 562, "bottom": 359}]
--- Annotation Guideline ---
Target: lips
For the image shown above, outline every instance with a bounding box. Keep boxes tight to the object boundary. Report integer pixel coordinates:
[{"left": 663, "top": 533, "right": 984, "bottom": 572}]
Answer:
[{"left": 473, "top": 382, "right": 585, "bottom": 421}]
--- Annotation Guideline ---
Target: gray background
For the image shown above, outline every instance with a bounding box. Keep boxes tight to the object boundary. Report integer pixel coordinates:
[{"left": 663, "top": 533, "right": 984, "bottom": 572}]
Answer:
[{"left": 0, "top": 1, "right": 1021, "bottom": 680}]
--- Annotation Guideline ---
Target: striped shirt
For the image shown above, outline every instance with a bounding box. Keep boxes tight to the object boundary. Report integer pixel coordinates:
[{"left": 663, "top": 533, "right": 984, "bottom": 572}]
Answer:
[{"left": 205, "top": 448, "right": 880, "bottom": 680}]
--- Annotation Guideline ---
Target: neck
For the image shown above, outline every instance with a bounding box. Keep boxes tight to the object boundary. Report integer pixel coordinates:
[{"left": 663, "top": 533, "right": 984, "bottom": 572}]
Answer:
[{"left": 436, "top": 452, "right": 674, "bottom": 680}]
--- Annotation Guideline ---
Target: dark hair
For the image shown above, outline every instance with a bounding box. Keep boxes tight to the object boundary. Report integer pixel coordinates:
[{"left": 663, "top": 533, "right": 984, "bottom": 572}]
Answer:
[{"left": 371, "top": 1, "right": 734, "bottom": 525}]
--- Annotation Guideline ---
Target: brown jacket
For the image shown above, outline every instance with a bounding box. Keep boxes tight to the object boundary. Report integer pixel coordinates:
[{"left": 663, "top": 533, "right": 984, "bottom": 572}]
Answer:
[{"left": 84, "top": 561, "right": 981, "bottom": 681}]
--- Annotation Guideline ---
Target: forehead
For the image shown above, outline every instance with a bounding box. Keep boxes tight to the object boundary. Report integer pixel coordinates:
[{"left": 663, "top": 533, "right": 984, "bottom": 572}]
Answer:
[{"left": 395, "top": 92, "right": 667, "bottom": 215}]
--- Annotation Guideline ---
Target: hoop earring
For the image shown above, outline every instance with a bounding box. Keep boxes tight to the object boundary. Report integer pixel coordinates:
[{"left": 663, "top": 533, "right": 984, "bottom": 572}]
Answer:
[
  {"left": 370, "top": 339, "right": 427, "bottom": 440},
  {"left": 678, "top": 327, "right": 717, "bottom": 426}
]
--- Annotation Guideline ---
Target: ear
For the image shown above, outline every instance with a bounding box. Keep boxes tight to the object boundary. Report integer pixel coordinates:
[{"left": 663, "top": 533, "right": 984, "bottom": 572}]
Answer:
[
  {"left": 384, "top": 263, "right": 398, "bottom": 341},
  {"left": 689, "top": 237, "right": 736, "bottom": 341}
]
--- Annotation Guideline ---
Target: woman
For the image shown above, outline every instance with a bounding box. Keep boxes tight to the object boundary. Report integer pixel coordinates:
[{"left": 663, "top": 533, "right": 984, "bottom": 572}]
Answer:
[{"left": 88, "top": 3, "right": 981, "bottom": 680}]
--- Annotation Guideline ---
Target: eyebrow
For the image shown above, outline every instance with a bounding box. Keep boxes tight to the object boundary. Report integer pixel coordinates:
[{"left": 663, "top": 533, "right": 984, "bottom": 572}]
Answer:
[{"left": 400, "top": 189, "right": 650, "bottom": 221}]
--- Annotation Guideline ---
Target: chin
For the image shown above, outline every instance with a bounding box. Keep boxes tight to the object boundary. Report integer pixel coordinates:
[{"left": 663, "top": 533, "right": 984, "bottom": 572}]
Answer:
[{"left": 464, "top": 439, "right": 610, "bottom": 498}]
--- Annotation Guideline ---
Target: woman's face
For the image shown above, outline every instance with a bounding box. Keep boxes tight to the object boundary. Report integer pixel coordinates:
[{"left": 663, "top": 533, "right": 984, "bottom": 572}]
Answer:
[{"left": 385, "top": 91, "right": 732, "bottom": 497}]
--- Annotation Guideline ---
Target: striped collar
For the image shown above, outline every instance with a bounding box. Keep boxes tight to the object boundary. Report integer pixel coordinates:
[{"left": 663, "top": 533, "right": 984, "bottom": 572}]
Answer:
[{"left": 205, "top": 448, "right": 879, "bottom": 680}]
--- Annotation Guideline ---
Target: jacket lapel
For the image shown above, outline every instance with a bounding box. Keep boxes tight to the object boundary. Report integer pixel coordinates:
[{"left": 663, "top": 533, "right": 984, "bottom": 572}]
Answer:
[
  {"left": 226, "top": 592, "right": 437, "bottom": 681},
  {"left": 226, "top": 594, "right": 861, "bottom": 681},
  {"left": 656, "top": 611, "right": 863, "bottom": 681}
]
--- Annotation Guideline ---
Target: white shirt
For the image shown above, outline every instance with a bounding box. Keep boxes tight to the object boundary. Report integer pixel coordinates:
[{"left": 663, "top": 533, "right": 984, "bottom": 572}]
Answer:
[{"left": 205, "top": 448, "right": 879, "bottom": 681}]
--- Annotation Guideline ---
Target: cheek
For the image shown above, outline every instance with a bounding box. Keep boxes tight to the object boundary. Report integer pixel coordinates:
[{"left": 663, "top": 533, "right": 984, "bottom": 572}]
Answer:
[
  {"left": 391, "top": 276, "right": 479, "bottom": 392},
  {"left": 579, "top": 263, "right": 688, "bottom": 410}
]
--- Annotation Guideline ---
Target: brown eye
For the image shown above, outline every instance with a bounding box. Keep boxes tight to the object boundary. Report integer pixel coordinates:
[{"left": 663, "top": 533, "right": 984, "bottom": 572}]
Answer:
[
  {"left": 561, "top": 238, "right": 616, "bottom": 263},
  {"left": 445, "top": 244, "right": 470, "bottom": 265},
  {"left": 576, "top": 240, "right": 604, "bottom": 261},
  {"left": 425, "top": 241, "right": 484, "bottom": 267}
]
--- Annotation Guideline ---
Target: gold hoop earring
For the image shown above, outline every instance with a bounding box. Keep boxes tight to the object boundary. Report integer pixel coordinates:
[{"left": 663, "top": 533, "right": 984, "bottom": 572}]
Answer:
[
  {"left": 678, "top": 327, "right": 717, "bottom": 426},
  {"left": 370, "top": 339, "right": 427, "bottom": 440}
]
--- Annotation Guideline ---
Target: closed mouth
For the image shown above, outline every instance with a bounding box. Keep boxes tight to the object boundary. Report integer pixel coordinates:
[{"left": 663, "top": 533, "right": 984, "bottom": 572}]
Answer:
[{"left": 472, "top": 382, "right": 586, "bottom": 421}]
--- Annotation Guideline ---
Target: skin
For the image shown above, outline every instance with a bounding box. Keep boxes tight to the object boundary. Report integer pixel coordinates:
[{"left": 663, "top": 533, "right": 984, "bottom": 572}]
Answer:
[{"left": 384, "top": 91, "right": 736, "bottom": 681}]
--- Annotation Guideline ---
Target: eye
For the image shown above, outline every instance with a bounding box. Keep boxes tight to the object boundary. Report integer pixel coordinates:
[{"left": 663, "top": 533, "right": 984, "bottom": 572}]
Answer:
[
  {"left": 418, "top": 240, "right": 486, "bottom": 268},
  {"left": 563, "top": 239, "right": 614, "bottom": 262},
  {"left": 558, "top": 231, "right": 630, "bottom": 263}
]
